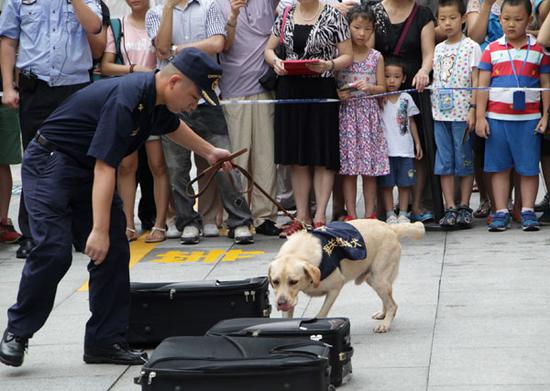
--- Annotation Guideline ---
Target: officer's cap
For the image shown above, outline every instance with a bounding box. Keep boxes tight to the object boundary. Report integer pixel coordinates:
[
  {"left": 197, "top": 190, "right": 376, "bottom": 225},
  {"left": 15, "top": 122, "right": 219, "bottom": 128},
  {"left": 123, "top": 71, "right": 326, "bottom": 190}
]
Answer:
[{"left": 170, "top": 48, "right": 222, "bottom": 106}]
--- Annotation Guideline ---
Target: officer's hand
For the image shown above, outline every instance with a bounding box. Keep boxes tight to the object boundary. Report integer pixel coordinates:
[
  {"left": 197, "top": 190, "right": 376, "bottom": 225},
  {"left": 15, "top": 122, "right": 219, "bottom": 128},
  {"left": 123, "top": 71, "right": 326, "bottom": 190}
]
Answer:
[
  {"left": 2, "top": 87, "right": 19, "bottom": 109},
  {"left": 208, "top": 148, "right": 234, "bottom": 172},
  {"left": 85, "top": 228, "right": 110, "bottom": 265}
]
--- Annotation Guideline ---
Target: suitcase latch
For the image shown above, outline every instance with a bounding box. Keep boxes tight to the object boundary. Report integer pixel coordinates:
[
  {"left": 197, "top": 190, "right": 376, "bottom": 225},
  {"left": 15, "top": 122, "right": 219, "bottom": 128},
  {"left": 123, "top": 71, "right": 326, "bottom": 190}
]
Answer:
[
  {"left": 339, "top": 352, "right": 347, "bottom": 361},
  {"left": 169, "top": 288, "right": 176, "bottom": 300}
]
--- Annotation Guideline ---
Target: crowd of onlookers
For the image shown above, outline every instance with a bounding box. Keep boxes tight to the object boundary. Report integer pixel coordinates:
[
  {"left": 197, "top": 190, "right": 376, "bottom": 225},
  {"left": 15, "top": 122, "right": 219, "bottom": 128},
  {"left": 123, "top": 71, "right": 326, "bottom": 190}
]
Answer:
[{"left": 2, "top": 0, "right": 550, "bottom": 256}]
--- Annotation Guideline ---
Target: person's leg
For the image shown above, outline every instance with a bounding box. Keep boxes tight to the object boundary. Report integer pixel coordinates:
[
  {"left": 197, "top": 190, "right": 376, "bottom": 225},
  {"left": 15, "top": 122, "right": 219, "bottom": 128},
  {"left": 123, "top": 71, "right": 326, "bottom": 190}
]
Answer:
[
  {"left": 398, "top": 187, "right": 411, "bottom": 215},
  {"left": 313, "top": 166, "right": 335, "bottom": 225},
  {"left": 491, "top": 171, "right": 511, "bottom": 211},
  {"left": 195, "top": 152, "right": 223, "bottom": 229},
  {"left": 117, "top": 152, "right": 138, "bottom": 240},
  {"left": 0, "top": 165, "right": 11, "bottom": 220},
  {"left": 6, "top": 144, "right": 74, "bottom": 342},
  {"left": 144, "top": 139, "right": 169, "bottom": 241},
  {"left": 520, "top": 175, "right": 538, "bottom": 209},
  {"left": 411, "top": 158, "right": 427, "bottom": 214},
  {"left": 161, "top": 135, "right": 201, "bottom": 230},
  {"left": 434, "top": 121, "right": 456, "bottom": 209},
  {"left": 342, "top": 175, "right": 358, "bottom": 219},
  {"left": 291, "top": 165, "right": 313, "bottom": 224},
  {"left": 136, "top": 146, "right": 156, "bottom": 230},
  {"left": 362, "top": 176, "right": 377, "bottom": 218},
  {"left": 332, "top": 174, "right": 347, "bottom": 220}
]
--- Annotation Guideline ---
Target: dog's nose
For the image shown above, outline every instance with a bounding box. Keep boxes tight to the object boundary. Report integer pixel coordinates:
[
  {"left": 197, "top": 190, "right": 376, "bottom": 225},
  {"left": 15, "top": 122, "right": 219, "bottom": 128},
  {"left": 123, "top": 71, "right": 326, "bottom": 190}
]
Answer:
[{"left": 277, "top": 298, "right": 288, "bottom": 306}]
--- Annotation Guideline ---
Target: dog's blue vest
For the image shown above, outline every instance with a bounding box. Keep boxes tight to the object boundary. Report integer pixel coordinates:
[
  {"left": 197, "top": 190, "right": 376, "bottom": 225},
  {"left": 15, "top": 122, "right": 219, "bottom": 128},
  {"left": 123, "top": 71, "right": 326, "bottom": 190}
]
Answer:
[{"left": 310, "top": 222, "right": 367, "bottom": 280}]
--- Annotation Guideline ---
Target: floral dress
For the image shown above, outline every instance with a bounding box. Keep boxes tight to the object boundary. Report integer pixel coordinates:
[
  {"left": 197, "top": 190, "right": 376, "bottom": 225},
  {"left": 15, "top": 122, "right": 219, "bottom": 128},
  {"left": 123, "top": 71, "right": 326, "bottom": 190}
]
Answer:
[{"left": 337, "top": 49, "right": 389, "bottom": 176}]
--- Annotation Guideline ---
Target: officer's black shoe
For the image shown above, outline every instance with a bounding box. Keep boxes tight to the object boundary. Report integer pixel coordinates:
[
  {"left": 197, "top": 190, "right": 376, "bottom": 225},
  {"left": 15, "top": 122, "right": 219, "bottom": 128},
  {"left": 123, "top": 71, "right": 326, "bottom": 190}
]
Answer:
[
  {"left": 255, "top": 220, "right": 282, "bottom": 236},
  {"left": 16, "top": 239, "right": 34, "bottom": 259},
  {"left": 0, "top": 330, "right": 28, "bottom": 367},
  {"left": 83, "top": 343, "right": 148, "bottom": 365}
]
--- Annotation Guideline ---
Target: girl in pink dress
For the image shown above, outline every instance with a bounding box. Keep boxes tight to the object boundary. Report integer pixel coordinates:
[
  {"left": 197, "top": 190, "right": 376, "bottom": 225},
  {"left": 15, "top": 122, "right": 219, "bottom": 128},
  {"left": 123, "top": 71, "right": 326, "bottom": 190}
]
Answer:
[{"left": 337, "top": 4, "right": 389, "bottom": 219}]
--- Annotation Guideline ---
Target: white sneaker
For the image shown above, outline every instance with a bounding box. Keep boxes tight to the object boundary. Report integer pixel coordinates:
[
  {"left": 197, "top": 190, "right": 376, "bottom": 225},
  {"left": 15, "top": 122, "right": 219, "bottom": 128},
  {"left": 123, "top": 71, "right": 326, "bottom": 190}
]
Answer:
[
  {"left": 397, "top": 214, "right": 410, "bottom": 224},
  {"left": 231, "top": 225, "right": 254, "bottom": 244},
  {"left": 166, "top": 224, "right": 182, "bottom": 239},
  {"left": 386, "top": 214, "right": 398, "bottom": 224},
  {"left": 203, "top": 223, "right": 219, "bottom": 237},
  {"left": 181, "top": 225, "right": 200, "bottom": 244}
]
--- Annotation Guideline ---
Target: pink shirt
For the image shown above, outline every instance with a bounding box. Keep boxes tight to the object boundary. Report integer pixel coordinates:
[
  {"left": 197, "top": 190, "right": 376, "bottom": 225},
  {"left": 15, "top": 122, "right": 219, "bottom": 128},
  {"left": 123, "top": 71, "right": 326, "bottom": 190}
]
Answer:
[{"left": 105, "top": 17, "right": 156, "bottom": 69}]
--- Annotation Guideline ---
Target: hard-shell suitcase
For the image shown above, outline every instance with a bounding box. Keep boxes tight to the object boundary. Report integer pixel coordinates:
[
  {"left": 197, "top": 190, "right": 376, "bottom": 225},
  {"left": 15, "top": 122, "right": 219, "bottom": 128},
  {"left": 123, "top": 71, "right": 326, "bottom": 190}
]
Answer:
[
  {"left": 128, "top": 277, "right": 271, "bottom": 347},
  {"left": 134, "top": 336, "right": 333, "bottom": 391},
  {"left": 206, "top": 317, "right": 353, "bottom": 386}
]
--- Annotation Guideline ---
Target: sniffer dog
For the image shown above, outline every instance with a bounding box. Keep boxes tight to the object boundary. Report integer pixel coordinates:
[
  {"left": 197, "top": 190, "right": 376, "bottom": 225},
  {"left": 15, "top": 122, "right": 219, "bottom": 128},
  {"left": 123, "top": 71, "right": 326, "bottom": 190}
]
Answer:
[{"left": 268, "top": 219, "right": 424, "bottom": 333}]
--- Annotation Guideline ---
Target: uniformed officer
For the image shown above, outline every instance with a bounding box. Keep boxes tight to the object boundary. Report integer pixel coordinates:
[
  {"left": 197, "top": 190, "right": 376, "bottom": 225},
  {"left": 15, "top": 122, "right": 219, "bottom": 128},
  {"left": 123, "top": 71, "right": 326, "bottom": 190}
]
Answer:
[
  {"left": 0, "top": 0, "right": 102, "bottom": 259},
  {"left": 0, "top": 48, "right": 230, "bottom": 367}
]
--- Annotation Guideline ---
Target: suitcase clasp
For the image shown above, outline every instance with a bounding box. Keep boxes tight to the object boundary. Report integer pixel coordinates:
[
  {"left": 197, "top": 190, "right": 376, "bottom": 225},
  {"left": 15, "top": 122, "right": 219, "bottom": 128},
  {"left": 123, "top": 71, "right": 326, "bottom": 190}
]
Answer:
[
  {"left": 169, "top": 288, "right": 176, "bottom": 300},
  {"left": 148, "top": 371, "right": 157, "bottom": 385}
]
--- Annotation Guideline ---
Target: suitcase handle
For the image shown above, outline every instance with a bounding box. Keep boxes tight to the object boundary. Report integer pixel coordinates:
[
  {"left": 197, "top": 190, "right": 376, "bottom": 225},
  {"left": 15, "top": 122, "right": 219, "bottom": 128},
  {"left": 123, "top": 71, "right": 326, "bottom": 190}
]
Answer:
[{"left": 339, "top": 346, "right": 354, "bottom": 362}]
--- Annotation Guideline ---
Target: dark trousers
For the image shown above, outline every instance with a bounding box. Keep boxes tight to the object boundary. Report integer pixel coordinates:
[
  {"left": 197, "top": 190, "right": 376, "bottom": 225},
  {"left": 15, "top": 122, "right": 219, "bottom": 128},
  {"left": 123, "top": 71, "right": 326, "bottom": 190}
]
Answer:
[
  {"left": 7, "top": 141, "right": 130, "bottom": 346},
  {"left": 17, "top": 76, "right": 88, "bottom": 241}
]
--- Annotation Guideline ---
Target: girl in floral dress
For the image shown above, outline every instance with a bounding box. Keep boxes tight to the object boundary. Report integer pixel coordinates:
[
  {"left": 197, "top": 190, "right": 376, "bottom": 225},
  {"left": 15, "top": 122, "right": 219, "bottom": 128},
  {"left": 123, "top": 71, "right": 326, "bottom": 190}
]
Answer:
[{"left": 337, "top": 4, "right": 388, "bottom": 219}]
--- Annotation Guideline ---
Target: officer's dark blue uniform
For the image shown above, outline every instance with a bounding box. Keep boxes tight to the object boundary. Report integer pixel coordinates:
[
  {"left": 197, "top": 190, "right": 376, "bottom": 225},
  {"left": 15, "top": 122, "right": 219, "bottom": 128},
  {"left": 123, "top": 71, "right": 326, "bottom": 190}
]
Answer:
[{"left": 0, "top": 48, "right": 223, "bottom": 367}]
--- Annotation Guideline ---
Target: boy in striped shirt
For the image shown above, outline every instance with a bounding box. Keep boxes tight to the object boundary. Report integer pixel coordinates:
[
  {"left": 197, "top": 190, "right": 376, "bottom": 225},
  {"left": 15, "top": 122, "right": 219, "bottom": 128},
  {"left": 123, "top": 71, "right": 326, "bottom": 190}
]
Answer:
[{"left": 476, "top": 0, "right": 550, "bottom": 232}]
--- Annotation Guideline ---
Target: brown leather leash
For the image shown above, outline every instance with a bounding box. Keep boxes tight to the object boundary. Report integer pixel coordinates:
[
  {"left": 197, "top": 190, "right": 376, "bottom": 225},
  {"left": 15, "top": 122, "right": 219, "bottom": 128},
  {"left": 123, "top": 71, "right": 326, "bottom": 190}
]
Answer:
[{"left": 186, "top": 148, "right": 307, "bottom": 228}]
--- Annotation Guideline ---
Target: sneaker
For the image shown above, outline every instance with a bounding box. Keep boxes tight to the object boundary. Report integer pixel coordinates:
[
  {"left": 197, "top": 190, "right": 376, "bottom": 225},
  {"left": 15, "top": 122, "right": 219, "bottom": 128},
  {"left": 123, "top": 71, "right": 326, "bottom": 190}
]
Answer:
[
  {"left": 166, "top": 224, "right": 182, "bottom": 239},
  {"left": 0, "top": 218, "right": 22, "bottom": 244},
  {"left": 228, "top": 225, "right": 254, "bottom": 244},
  {"left": 457, "top": 205, "right": 473, "bottom": 227},
  {"left": 521, "top": 210, "right": 540, "bottom": 232},
  {"left": 488, "top": 211, "right": 511, "bottom": 232},
  {"left": 397, "top": 214, "right": 410, "bottom": 224},
  {"left": 181, "top": 225, "right": 200, "bottom": 244},
  {"left": 203, "top": 224, "right": 219, "bottom": 237},
  {"left": 539, "top": 207, "right": 550, "bottom": 225},
  {"left": 535, "top": 193, "right": 550, "bottom": 212},
  {"left": 408, "top": 211, "right": 434, "bottom": 223},
  {"left": 386, "top": 214, "right": 398, "bottom": 224},
  {"left": 255, "top": 220, "right": 282, "bottom": 236}
]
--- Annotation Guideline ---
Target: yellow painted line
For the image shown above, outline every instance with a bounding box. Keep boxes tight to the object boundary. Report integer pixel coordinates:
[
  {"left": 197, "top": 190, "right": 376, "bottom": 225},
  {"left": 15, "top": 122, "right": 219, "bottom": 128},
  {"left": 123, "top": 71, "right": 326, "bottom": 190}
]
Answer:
[{"left": 78, "top": 234, "right": 160, "bottom": 292}]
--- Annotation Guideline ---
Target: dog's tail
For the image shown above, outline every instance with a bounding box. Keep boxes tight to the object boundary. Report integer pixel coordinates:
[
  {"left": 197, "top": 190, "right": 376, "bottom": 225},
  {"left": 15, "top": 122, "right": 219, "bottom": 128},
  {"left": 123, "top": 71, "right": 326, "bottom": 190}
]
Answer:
[{"left": 388, "top": 222, "right": 425, "bottom": 241}]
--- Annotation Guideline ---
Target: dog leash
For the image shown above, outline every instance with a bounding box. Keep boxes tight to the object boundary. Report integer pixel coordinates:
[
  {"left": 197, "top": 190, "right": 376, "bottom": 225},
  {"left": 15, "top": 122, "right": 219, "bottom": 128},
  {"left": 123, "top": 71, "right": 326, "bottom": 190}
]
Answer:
[{"left": 186, "top": 148, "right": 308, "bottom": 230}]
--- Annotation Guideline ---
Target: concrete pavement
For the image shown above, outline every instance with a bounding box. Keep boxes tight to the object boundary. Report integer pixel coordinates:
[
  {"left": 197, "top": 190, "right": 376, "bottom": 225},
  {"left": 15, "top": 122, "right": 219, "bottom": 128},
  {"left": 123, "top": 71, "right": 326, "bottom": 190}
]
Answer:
[{"left": 1, "top": 164, "right": 549, "bottom": 390}]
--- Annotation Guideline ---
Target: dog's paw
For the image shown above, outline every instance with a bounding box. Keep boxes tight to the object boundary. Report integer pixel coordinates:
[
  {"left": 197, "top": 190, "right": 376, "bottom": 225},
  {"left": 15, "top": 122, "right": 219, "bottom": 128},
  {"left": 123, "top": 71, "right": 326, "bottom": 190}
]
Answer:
[
  {"left": 373, "top": 324, "right": 390, "bottom": 333},
  {"left": 371, "top": 311, "right": 385, "bottom": 320}
]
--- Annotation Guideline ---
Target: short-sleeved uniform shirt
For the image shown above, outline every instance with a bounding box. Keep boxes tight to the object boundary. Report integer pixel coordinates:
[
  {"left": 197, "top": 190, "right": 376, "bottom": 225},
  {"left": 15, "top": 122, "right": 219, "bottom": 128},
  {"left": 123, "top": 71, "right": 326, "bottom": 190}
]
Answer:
[
  {"left": 37, "top": 72, "right": 180, "bottom": 169},
  {"left": 381, "top": 93, "right": 420, "bottom": 158},
  {"left": 478, "top": 35, "right": 550, "bottom": 121}
]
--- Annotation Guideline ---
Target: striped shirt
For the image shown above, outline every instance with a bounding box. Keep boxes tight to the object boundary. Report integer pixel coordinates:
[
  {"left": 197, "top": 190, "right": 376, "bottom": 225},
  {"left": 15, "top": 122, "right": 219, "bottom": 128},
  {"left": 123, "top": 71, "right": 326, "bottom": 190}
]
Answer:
[
  {"left": 145, "top": 0, "right": 226, "bottom": 69},
  {"left": 478, "top": 35, "right": 550, "bottom": 121}
]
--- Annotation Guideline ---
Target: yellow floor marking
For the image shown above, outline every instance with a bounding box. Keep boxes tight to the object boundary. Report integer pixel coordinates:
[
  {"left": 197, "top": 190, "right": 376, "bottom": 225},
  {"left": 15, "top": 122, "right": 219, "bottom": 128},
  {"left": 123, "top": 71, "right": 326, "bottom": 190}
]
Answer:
[{"left": 77, "top": 234, "right": 159, "bottom": 292}]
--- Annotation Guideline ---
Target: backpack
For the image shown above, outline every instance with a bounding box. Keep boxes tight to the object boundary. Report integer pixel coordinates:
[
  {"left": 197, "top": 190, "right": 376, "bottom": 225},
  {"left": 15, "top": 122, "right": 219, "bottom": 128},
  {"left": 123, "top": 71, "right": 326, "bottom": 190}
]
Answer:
[{"left": 92, "top": 18, "right": 123, "bottom": 81}]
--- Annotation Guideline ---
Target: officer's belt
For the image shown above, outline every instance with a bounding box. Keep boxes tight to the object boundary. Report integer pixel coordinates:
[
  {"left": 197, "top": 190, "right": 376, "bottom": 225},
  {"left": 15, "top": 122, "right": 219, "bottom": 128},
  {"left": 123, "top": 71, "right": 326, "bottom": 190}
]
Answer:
[{"left": 34, "top": 133, "right": 60, "bottom": 153}]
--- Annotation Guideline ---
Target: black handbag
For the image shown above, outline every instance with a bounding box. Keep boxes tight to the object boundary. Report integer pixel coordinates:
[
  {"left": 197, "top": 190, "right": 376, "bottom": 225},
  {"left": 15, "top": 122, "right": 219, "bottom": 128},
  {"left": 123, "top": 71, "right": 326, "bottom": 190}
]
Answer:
[{"left": 259, "top": 6, "right": 291, "bottom": 91}]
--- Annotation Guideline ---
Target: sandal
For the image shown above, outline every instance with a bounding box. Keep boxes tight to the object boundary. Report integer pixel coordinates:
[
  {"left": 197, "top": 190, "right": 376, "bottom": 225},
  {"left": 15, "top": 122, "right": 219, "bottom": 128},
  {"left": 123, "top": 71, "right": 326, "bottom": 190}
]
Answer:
[
  {"left": 145, "top": 227, "right": 167, "bottom": 243},
  {"left": 473, "top": 199, "right": 491, "bottom": 218},
  {"left": 439, "top": 208, "right": 458, "bottom": 228},
  {"left": 279, "top": 220, "right": 308, "bottom": 238},
  {"left": 457, "top": 205, "right": 473, "bottom": 227},
  {"left": 126, "top": 227, "right": 138, "bottom": 242}
]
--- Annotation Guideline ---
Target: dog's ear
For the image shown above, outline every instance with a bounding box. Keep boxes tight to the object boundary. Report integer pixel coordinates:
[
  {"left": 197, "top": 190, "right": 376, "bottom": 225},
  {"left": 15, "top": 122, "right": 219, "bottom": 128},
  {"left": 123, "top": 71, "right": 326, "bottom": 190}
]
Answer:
[
  {"left": 267, "top": 265, "right": 273, "bottom": 287},
  {"left": 303, "top": 263, "right": 321, "bottom": 288}
]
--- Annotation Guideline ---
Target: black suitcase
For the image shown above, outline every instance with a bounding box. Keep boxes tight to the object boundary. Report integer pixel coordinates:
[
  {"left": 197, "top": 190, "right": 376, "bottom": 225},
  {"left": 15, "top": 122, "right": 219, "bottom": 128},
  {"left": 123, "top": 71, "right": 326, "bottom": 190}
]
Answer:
[
  {"left": 128, "top": 277, "right": 271, "bottom": 347},
  {"left": 206, "top": 317, "right": 353, "bottom": 386},
  {"left": 134, "top": 336, "right": 333, "bottom": 391}
]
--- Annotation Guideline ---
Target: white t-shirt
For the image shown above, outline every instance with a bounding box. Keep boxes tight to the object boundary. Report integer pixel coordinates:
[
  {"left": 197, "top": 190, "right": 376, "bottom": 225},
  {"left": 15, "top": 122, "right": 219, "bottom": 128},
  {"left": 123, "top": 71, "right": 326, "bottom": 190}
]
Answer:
[
  {"left": 381, "top": 93, "right": 420, "bottom": 158},
  {"left": 431, "top": 36, "right": 482, "bottom": 121}
]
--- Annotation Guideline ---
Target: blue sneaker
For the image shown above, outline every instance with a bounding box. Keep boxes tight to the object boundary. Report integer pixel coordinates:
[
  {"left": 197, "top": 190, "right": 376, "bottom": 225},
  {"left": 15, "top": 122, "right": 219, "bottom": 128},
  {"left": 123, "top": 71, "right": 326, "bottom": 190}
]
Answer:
[
  {"left": 408, "top": 211, "right": 434, "bottom": 223},
  {"left": 488, "top": 211, "right": 510, "bottom": 232},
  {"left": 521, "top": 210, "right": 540, "bottom": 231}
]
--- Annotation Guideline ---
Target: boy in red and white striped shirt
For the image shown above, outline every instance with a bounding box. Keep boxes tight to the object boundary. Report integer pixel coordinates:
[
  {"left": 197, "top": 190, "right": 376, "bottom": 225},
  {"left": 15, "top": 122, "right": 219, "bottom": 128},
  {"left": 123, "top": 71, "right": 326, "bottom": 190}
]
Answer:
[{"left": 476, "top": 0, "right": 550, "bottom": 232}]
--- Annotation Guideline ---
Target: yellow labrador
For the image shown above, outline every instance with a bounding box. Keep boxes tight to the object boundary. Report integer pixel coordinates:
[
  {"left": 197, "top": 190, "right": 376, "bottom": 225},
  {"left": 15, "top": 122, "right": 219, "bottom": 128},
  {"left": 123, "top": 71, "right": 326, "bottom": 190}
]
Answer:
[{"left": 268, "top": 219, "right": 424, "bottom": 333}]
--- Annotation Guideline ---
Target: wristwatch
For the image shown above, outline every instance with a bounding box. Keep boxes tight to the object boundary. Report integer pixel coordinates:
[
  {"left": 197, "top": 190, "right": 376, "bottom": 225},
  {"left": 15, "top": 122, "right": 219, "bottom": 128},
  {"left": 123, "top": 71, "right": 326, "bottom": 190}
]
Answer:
[{"left": 169, "top": 44, "right": 177, "bottom": 57}]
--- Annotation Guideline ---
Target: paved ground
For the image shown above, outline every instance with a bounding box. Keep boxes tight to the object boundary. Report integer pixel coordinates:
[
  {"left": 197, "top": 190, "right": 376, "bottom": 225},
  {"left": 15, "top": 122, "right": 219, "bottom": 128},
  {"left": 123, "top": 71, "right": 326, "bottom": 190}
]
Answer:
[{"left": 1, "top": 164, "right": 550, "bottom": 390}]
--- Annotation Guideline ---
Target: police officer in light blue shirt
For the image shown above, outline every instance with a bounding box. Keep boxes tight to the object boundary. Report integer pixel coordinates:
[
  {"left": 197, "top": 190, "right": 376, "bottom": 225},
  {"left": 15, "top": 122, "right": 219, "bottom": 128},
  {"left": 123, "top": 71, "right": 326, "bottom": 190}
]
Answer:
[
  {"left": 0, "top": 48, "right": 232, "bottom": 367},
  {"left": 0, "top": 0, "right": 103, "bottom": 259}
]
